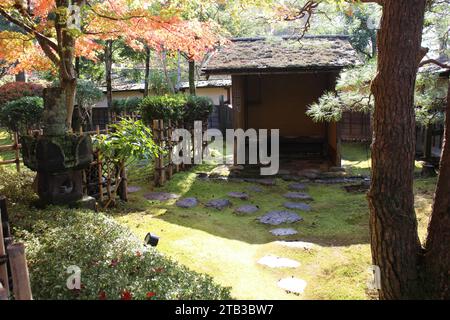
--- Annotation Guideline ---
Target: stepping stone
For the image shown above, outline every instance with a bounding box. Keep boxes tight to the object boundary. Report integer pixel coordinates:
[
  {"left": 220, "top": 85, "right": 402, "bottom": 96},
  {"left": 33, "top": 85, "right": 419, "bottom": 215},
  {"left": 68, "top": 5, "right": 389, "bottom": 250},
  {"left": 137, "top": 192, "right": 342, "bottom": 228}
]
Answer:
[
  {"left": 288, "top": 183, "right": 307, "bottom": 191},
  {"left": 283, "top": 192, "right": 313, "bottom": 201},
  {"left": 282, "top": 175, "right": 302, "bottom": 182},
  {"left": 245, "top": 178, "right": 276, "bottom": 186},
  {"left": 257, "top": 255, "right": 300, "bottom": 268},
  {"left": 235, "top": 205, "right": 259, "bottom": 215},
  {"left": 176, "top": 197, "right": 198, "bottom": 208},
  {"left": 283, "top": 202, "right": 311, "bottom": 211},
  {"left": 277, "top": 241, "right": 315, "bottom": 250},
  {"left": 205, "top": 199, "right": 231, "bottom": 210},
  {"left": 228, "top": 192, "right": 250, "bottom": 200},
  {"left": 278, "top": 277, "right": 307, "bottom": 294},
  {"left": 247, "top": 185, "right": 263, "bottom": 193},
  {"left": 270, "top": 228, "right": 298, "bottom": 236},
  {"left": 259, "top": 211, "right": 303, "bottom": 225},
  {"left": 127, "top": 186, "right": 141, "bottom": 193},
  {"left": 144, "top": 192, "right": 180, "bottom": 201}
]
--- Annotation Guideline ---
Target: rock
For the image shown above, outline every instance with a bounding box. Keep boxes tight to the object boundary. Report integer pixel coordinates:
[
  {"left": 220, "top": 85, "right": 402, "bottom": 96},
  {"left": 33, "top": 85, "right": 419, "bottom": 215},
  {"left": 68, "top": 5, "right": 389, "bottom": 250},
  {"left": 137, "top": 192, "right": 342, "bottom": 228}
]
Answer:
[
  {"left": 283, "top": 202, "right": 311, "bottom": 211},
  {"left": 259, "top": 211, "right": 303, "bottom": 225},
  {"left": 321, "top": 171, "right": 347, "bottom": 178},
  {"left": 205, "top": 199, "right": 232, "bottom": 210},
  {"left": 144, "top": 192, "right": 180, "bottom": 201},
  {"left": 245, "top": 178, "right": 277, "bottom": 186},
  {"left": 228, "top": 177, "right": 245, "bottom": 183},
  {"left": 127, "top": 186, "right": 141, "bottom": 193},
  {"left": 281, "top": 175, "right": 302, "bottom": 182},
  {"left": 257, "top": 255, "right": 300, "bottom": 268},
  {"left": 230, "top": 165, "right": 244, "bottom": 171},
  {"left": 288, "top": 183, "right": 307, "bottom": 191},
  {"left": 197, "top": 172, "right": 209, "bottom": 180},
  {"left": 298, "top": 169, "right": 321, "bottom": 179},
  {"left": 283, "top": 192, "right": 313, "bottom": 201},
  {"left": 235, "top": 205, "right": 259, "bottom": 215},
  {"left": 227, "top": 192, "right": 250, "bottom": 200},
  {"left": 270, "top": 228, "right": 298, "bottom": 236},
  {"left": 209, "top": 165, "right": 230, "bottom": 178},
  {"left": 70, "top": 196, "right": 96, "bottom": 211},
  {"left": 247, "top": 185, "right": 263, "bottom": 193},
  {"left": 277, "top": 241, "right": 315, "bottom": 250},
  {"left": 176, "top": 197, "right": 198, "bottom": 208},
  {"left": 278, "top": 277, "right": 307, "bottom": 294},
  {"left": 277, "top": 169, "right": 291, "bottom": 175}
]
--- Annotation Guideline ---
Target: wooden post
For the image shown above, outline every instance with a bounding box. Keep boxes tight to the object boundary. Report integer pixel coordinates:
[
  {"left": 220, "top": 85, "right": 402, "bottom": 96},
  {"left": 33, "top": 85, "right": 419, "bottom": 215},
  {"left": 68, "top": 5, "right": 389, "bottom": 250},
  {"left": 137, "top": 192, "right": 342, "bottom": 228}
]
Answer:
[
  {"left": 153, "top": 120, "right": 166, "bottom": 187},
  {"left": 0, "top": 210, "right": 9, "bottom": 296},
  {"left": 7, "top": 243, "right": 32, "bottom": 300},
  {"left": 13, "top": 132, "right": 20, "bottom": 173},
  {"left": 167, "top": 120, "right": 173, "bottom": 180},
  {"left": 119, "top": 161, "right": 128, "bottom": 202}
]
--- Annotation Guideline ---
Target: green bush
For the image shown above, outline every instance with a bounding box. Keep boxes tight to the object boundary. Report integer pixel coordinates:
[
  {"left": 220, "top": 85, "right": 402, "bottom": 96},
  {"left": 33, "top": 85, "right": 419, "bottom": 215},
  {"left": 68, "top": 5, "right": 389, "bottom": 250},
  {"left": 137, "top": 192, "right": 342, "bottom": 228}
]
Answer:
[
  {"left": 0, "top": 96, "right": 44, "bottom": 133},
  {"left": 184, "top": 96, "right": 214, "bottom": 123},
  {"left": 140, "top": 95, "right": 214, "bottom": 125},
  {"left": 140, "top": 94, "right": 186, "bottom": 123},
  {"left": 0, "top": 167, "right": 36, "bottom": 204},
  {"left": 0, "top": 82, "right": 44, "bottom": 107},
  {"left": 11, "top": 206, "right": 232, "bottom": 300},
  {"left": 111, "top": 97, "right": 142, "bottom": 114}
]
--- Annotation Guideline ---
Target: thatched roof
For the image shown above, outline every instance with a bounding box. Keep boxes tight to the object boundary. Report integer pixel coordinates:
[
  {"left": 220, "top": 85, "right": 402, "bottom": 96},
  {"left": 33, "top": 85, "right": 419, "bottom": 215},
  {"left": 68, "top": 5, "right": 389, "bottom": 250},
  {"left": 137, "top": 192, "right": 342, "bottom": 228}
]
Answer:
[{"left": 202, "top": 36, "right": 361, "bottom": 75}]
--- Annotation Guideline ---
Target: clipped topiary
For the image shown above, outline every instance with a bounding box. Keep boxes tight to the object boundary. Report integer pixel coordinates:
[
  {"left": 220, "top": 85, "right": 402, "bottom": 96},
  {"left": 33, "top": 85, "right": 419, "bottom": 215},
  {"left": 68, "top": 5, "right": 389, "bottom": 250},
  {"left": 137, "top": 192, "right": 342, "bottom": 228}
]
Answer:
[
  {"left": 0, "top": 96, "right": 44, "bottom": 133},
  {"left": 139, "top": 94, "right": 186, "bottom": 123},
  {"left": 184, "top": 95, "right": 214, "bottom": 123}
]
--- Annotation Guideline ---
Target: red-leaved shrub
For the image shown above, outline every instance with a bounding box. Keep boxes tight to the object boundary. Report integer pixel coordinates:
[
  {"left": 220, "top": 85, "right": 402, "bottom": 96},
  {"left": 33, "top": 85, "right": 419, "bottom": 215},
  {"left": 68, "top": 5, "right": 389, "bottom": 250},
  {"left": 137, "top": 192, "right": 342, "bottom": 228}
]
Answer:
[{"left": 0, "top": 82, "right": 44, "bottom": 106}]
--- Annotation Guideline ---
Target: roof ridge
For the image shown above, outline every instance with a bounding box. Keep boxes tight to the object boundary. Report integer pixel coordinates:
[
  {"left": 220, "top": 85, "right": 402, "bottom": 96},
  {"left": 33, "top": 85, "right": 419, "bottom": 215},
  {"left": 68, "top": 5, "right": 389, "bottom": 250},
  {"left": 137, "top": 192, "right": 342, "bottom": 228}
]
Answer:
[{"left": 230, "top": 35, "right": 350, "bottom": 42}]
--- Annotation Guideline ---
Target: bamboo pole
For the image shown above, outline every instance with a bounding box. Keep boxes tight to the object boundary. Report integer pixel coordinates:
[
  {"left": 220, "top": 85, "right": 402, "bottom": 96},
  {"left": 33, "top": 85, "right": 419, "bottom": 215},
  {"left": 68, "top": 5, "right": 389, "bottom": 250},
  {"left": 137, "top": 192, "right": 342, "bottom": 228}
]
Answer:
[
  {"left": 167, "top": 120, "right": 173, "bottom": 180},
  {"left": 13, "top": 132, "right": 20, "bottom": 173},
  {"left": 7, "top": 243, "right": 32, "bottom": 300}
]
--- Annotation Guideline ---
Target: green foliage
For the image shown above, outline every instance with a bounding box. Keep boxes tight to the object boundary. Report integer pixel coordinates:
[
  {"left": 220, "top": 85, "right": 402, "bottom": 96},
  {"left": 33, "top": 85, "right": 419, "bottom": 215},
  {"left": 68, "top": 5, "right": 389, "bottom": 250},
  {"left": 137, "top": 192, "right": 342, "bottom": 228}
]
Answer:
[
  {"left": 184, "top": 95, "right": 214, "bottom": 122},
  {"left": 10, "top": 206, "right": 232, "bottom": 300},
  {"left": 0, "top": 82, "right": 44, "bottom": 107},
  {"left": 93, "top": 118, "right": 160, "bottom": 165},
  {"left": 0, "top": 96, "right": 44, "bottom": 132},
  {"left": 76, "top": 80, "right": 103, "bottom": 110},
  {"left": 0, "top": 167, "right": 36, "bottom": 204},
  {"left": 140, "top": 94, "right": 187, "bottom": 123},
  {"left": 415, "top": 73, "right": 447, "bottom": 126},
  {"left": 111, "top": 97, "right": 142, "bottom": 114}
]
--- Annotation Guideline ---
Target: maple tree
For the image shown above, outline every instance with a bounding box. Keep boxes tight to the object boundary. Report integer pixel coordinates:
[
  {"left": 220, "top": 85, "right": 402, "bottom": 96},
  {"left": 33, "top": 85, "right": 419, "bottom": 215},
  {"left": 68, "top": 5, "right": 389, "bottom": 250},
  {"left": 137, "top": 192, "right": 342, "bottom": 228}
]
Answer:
[{"left": 0, "top": 0, "right": 222, "bottom": 130}]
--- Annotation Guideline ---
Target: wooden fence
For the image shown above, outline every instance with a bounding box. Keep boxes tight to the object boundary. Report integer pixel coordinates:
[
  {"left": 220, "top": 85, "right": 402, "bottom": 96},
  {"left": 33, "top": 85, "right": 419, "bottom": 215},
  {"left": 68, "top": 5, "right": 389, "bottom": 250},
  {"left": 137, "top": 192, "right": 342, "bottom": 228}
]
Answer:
[
  {"left": 0, "top": 196, "right": 33, "bottom": 300},
  {"left": 0, "top": 132, "right": 21, "bottom": 172}
]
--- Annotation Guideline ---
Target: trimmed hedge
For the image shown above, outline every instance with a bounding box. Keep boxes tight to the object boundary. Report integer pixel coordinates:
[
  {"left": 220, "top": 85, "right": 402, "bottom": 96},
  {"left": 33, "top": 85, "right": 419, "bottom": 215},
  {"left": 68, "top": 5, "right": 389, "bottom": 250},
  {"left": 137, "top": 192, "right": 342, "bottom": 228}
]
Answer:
[
  {"left": 111, "top": 97, "right": 142, "bottom": 115},
  {"left": 0, "top": 96, "right": 44, "bottom": 132},
  {"left": 10, "top": 204, "right": 232, "bottom": 300},
  {"left": 140, "top": 94, "right": 214, "bottom": 124}
]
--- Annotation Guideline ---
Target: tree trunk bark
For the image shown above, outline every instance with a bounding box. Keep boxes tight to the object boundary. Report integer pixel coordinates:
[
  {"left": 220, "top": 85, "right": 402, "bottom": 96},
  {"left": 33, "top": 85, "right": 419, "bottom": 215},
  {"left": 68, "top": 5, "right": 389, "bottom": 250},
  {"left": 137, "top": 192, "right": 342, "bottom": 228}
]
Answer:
[
  {"left": 144, "top": 46, "right": 151, "bottom": 97},
  {"left": 161, "top": 50, "right": 175, "bottom": 94},
  {"left": 189, "top": 60, "right": 196, "bottom": 96},
  {"left": 367, "top": 0, "right": 427, "bottom": 300},
  {"left": 423, "top": 78, "right": 450, "bottom": 299},
  {"left": 15, "top": 71, "right": 26, "bottom": 82},
  {"left": 105, "top": 40, "right": 113, "bottom": 111}
]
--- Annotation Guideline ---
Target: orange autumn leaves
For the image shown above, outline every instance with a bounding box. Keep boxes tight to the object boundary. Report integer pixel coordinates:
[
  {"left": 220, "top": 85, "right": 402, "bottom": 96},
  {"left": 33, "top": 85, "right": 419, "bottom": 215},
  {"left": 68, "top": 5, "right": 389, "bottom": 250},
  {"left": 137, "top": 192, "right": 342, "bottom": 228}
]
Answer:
[{"left": 0, "top": 0, "right": 225, "bottom": 74}]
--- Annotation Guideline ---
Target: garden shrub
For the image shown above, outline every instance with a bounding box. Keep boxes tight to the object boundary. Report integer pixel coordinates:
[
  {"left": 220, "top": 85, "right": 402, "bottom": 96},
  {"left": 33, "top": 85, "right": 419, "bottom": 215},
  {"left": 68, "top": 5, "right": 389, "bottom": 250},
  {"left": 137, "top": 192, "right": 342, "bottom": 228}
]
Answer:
[
  {"left": 140, "top": 94, "right": 186, "bottom": 123},
  {"left": 0, "top": 167, "right": 36, "bottom": 204},
  {"left": 111, "top": 97, "right": 142, "bottom": 114},
  {"left": 140, "top": 94, "right": 214, "bottom": 124},
  {"left": 184, "top": 95, "right": 214, "bottom": 123},
  {"left": 0, "top": 96, "right": 44, "bottom": 132},
  {"left": 0, "top": 82, "right": 44, "bottom": 107},
  {"left": 10, "top": 206, "right": 232, "bottom": 300}
]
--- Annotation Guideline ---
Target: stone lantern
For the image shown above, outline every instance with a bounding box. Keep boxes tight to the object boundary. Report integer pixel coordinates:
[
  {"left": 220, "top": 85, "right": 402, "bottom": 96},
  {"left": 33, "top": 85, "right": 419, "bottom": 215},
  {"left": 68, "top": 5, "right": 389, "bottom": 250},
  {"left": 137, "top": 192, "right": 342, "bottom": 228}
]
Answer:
[{"left": 21, "top": 88, "right": 93, "bottom": 205}]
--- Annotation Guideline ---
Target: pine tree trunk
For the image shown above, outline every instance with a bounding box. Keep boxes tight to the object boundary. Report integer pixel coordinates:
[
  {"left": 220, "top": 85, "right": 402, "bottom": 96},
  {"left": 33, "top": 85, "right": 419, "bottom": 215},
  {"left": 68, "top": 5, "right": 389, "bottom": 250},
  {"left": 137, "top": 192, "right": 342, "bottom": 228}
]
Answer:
[
  {"left": 189, "top": 60, "right": 196, "bottom": 96},
  {"left": 144, "top": 46, "right": 151, "bottom": 97},
  {"left": 105, "top": 40, "right": 113, "bottom": 111},
  {"left": 423, "top": 78, "right": 450, "bottom": 299},
  {"left": 367, "top": 0, "right": 427, "bottom": 300}
]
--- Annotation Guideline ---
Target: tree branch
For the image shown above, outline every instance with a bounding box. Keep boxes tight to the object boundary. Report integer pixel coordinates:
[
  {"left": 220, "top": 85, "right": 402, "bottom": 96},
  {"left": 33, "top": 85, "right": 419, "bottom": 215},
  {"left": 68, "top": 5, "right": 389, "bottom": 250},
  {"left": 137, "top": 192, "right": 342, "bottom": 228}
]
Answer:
[{"left": 419, "top": 59, "right": 450, "bottom": 69}]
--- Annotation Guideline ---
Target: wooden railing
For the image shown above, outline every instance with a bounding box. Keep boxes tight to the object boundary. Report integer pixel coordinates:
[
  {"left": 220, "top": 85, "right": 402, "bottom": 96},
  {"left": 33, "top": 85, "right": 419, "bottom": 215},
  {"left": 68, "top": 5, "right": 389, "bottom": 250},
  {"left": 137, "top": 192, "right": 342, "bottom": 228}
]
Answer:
[{"left": 0, "top": 132, "right": 21, "bottom": 172}]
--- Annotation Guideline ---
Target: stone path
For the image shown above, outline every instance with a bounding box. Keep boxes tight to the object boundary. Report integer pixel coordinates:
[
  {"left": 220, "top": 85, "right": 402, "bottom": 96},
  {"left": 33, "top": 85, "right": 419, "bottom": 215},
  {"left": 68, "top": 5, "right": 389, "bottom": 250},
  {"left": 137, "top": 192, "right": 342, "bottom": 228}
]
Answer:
[
  {"left": 227, "top": 192, "right": 250, "bottom": 200},
  {"left": 247, "top": 185, "right": 263, "bottom": 193},
  {"left": 283, "top": 202, "right": 311, "bottom": 211},
  {"left": 283, "top": 192, "right": 313, "bottom": 201},
  {"left": 276, "top": 241, "right": 315, "bottom": 250},
  {"left": 270, "top": 228, "right": 298, "bottom": 236},
  {"left": 288, "top": 183, "right": 308, "bottom": 191},
  {"left": 127, "top": 186, "right": 141, "bottom": 193},
  {"left": 205, "top": 199, "right": 232, "bottom": 210},
  {"left": 258, "top": 211, "right": 303, "bottom": 225},
  {"left": 144, "top": 192, "right": 180, "bottom": 201},
  {"left": 278, "top": 277, "right": 307, "bottom": 294},
  {"left": 257, "top": 255, "right": 300, "bottom": 268},
  {"left": 176, "top": 197, "right": 198, "bottom": 208},
  {"left": 234, "top": 205, "right": 259, "bottom": 215}
]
